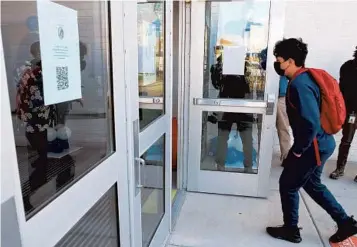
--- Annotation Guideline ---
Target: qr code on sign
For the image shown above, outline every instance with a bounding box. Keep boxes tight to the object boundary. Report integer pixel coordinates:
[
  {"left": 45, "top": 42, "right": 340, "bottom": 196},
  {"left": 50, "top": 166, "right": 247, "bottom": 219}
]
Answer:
[{"left": 56, "top": 66, "right": 69, "bottom": 91}]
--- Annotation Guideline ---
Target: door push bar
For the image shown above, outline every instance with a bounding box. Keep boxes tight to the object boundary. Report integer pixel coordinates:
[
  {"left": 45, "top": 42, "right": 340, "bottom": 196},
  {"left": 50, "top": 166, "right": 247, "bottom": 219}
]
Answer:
[
  {"left": 193, "top": 94, "right": 276, "bottom": 115},
  {"left": 139, "top": 97, "right": 164, "bottom": 104}
]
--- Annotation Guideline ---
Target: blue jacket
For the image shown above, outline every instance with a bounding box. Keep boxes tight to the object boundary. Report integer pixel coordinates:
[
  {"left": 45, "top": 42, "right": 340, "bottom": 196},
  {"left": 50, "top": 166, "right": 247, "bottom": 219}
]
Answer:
[
  {"left": 286, "top": 72, "right": 335, "bottom": 156},
  {"left": 279, "top": 76, "right": 289, "bottom": 97}
]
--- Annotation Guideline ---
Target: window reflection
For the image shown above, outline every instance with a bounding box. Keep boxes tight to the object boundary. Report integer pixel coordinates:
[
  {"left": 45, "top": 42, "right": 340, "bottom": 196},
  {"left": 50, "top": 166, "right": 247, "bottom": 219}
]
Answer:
[
  {"left": 1, "top": 1, "right": 114, "bottom": 217},
  {"left": 55, "top": 186, "right": 119, "bottom": 247},
  {"left": 203, "top": 1, "right": 270, "bottom": 100},
  {"left": 141, "top": 135, "right": 165, "bottom": 247},
  {"left": 138, "top": 2, "right": 165, "bottom": 130},
  {"left": 201, "top": 111, "right": 262, "bottom": 174}
]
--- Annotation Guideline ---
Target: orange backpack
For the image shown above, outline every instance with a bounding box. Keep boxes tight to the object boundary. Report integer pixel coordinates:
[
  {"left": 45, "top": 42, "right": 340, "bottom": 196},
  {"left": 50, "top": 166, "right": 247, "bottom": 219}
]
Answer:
[{"left": 288, "top": 68, "right": 346, "bottom": 165}]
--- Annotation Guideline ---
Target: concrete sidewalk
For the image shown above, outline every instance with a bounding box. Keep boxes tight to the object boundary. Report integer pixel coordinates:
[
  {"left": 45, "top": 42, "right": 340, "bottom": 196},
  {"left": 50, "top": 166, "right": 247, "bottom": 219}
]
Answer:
[{"left": 167, "top": 158, "right": 357, "bottom": 247}]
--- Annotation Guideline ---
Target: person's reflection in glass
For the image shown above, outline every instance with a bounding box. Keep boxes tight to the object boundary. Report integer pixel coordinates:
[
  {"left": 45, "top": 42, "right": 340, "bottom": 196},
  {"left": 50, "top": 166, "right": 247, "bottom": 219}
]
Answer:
[
  {"left": 55, "top": 42, "right": 86, "bottom": 129},
  {"left": 55, "top": 155, "right": 75, "bottom": 192},
  {"left": 28, "top": 42, "right": 85, "bottom": 143},
  {"left": 209, "top": 45, "right": 254, "bottom": 173},
  {"left": 16, "top": 59, "right": 51, "bottom": 212},
  {"left": 16, "top": 42, "right": 80, "bottom": 214}
]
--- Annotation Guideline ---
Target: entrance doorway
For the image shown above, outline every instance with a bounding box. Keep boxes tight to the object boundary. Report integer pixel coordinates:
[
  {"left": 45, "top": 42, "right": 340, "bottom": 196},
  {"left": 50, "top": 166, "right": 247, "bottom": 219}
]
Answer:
[
  {"left": 125, "top": 1, "right": 173, "bottom": 247},
  {"left": 185, "top": 1, "right": 285, "bottom": 197},
  {"left": 0, "top": 1, "right": 131, "bottom": 246}
]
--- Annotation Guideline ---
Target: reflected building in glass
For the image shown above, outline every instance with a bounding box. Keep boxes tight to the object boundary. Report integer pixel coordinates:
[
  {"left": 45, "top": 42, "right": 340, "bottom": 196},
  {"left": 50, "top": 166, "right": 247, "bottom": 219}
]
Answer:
[
  {"left": 1, "top": 0, "right": 114, "bottom": 217},
  {"left": 199, "top": 1, "right": 269, "bottom": 174}
]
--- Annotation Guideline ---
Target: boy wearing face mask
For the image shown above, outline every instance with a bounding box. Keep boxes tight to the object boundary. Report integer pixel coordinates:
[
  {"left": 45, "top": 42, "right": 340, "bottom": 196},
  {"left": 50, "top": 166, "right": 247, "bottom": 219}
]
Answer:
[
  {"left": 260, "top": 48, "right": 291, "bottom": 162},
  {"left": 266, "top": 38, "right": 357, "bottom": 244}
]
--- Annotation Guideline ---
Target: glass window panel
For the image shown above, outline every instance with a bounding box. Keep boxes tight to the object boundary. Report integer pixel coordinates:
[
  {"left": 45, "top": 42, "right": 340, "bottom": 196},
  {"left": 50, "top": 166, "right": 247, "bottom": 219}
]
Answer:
[
  {"left": 1, "top": 1, "right": 114, "bottom": 217},
  {"left": 137, "top": 2, "right": 165, "bottom": 130},
  {"left": 203, "top": 1, "right": 271, "bottom": 100},
  {"left": 55, "top": 185, "right": 119, "bottom": 247},
  {"left": 140, "top": 135, "right": 165, "bottom": 247},
  {"left": 201, "top": 111, "right": 262, "bottom": 174}
]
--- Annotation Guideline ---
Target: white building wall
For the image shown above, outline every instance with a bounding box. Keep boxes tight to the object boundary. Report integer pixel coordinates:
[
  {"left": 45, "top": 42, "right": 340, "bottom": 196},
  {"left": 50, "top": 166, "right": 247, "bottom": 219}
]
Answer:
[{"left": 273, "top": 1, "right": 357, "bottom": 162}]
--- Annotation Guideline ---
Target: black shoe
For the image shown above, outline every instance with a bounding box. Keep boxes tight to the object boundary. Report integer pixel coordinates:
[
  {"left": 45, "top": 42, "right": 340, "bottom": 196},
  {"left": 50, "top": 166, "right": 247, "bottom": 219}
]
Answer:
[
  {"left": 330, "top": 167, "right": 345, "bottom": 180},
  {"left": 354, "top": 175, "right": 357, "bottom": 183},
  {"left": 266, "top": 225, "right": 302, "bottom": 243},
  {"left": 329, "top": 216, "right": 357, "bottom": 243},
  {"left": 207, "top": 114, "right": 218, "bottom": 124}
]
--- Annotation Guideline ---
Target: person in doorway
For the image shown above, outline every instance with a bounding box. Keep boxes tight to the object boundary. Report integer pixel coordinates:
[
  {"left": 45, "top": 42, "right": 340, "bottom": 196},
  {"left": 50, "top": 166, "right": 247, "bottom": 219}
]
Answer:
[
  {"left": 266, "top": 38, "right": 357, "bottom": 244},
  {"left": 210, "top": 46, "right": 254, "bottom": 173},
  {"left": 16, "top": 60, "right": 51, "bottom": 212},
  {"left": 27, "top": 41, "right": 86, "bottom": 128},
  {"left": 276, "top": 76, "right": 291, "bottom": 162},
  {"left": 54, "top": 41, "right": 87, "bottom": 126},
  {"left": 330, "top": 47, "right": 357, "bottom": 182},
  {"left": 259, "top": 48, "right": 291, "bottom": 162}
]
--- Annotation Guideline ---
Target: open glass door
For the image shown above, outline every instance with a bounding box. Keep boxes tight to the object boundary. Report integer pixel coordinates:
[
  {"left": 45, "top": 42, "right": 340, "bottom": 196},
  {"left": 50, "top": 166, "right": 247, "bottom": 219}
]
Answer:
[
  {"left": 122, "top": 1, "right": 172, "bottom": 247},
  {"left": 1, "top": 1, "right": 131, "bottom": 246},
  {"left": 187, "top": 1, "right": 285, "bottom": 197}
]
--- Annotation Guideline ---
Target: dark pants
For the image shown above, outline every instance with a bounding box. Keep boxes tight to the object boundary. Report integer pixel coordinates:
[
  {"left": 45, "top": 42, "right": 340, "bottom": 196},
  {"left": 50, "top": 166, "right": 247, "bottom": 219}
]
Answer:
[
  {"left": 26, "top": 131, "right": 48, "bottom": 191},
  {"left": 56, "top": 102, "right": 71, "bottom": 125},
  {"left": 337, "top": 114, "right": 357, "bottom": 167},
  {"left": 216, "top": 113, "right": 254, "bottom": 168},
  {"left": 279, "top": 147, "right": 348, "bottom": 227}
]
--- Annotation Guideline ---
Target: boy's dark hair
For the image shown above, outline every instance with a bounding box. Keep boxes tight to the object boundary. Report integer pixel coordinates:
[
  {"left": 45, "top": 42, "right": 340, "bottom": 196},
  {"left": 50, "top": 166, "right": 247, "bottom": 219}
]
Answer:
[
  {"left": 353, "top": 46, "right": 357, "bottom": 60},
  {"left": 273, "top": 38, "right": 308, "bottom": 67}
]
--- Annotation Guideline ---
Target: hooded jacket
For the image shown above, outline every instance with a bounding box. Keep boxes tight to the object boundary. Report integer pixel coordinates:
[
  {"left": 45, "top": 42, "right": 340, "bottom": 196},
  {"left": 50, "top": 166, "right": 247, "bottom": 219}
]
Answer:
[{"left": 339, "top": 59, "right": 357, "bottom": 113}]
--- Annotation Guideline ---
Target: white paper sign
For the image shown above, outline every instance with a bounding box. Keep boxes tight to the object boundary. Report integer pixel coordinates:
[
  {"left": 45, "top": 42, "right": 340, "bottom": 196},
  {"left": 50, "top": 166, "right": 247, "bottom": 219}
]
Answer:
[
  {"left": 37, "top": 0, "right": 81, "bottom": 106},
  {"left": 139, "top": 21, "right": 156, "bottom": 74},
  {"left": 223, "top": 46, "right": 246, "bottom": 75},
  {"left": 138, "top": 20, "right": 156, "bottom": 86}
]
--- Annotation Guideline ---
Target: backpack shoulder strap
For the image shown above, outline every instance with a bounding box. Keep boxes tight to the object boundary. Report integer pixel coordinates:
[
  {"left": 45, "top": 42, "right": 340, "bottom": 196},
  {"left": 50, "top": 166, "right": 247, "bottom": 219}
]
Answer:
[
  {"left": 286, "top": 67, "right": 322, "bottom": 166},
  {"left": 286, "top": 68, "right": 308, "bottom": 109}
]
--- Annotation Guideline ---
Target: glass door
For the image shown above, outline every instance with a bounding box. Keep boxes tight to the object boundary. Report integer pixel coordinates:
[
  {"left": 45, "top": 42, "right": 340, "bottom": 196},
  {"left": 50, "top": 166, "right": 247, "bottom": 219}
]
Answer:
[
  {"left": 1, "top": 1, "right": 131, "bottom": 246},
  {"left": 187, "top": 1, "right": 285, "bottom": 197},
  {"left": 122, "top": 1, "right": 172, "bottom": 247}
]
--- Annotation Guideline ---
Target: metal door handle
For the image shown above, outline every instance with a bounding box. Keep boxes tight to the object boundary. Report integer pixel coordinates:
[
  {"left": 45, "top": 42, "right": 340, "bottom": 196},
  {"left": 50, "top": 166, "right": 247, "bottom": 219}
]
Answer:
[
  {"left": 139, "top": 97, "right": 164, "bottom": 104},
  {"left": 266, "top": 94, "right": 276, "bottom": 115},
  {"left": 135, "top": 158, "right": 146, "bottom": 189},
  {"left": 193, "top": 98, "right": 267, "bottom": 108},
  {"left": 193, "top": 95, "right": 276, "bottom": 115}
]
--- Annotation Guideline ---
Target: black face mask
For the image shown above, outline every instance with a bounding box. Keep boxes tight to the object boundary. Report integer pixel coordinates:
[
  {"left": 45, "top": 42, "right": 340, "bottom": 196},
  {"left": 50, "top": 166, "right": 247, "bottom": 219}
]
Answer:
[{"left": 274, "top": 61, "right": 285, "bottom": 76}]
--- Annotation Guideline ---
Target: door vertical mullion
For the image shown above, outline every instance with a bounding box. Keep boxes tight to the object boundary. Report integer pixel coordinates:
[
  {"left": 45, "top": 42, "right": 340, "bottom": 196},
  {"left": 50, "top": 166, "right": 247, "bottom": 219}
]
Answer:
[
  {"left": 0, "top": 26, "right": 27, "bottom": 246},
  {"left": 109, "top": 1, "right": 133, "bottom": 246},
  {"left": 164, "top": 0, "right": 173, "bottom": 231},
  {"left": 122, "top": 1, "right": 142, "bottom": 247},
  {"left": 256, "top": 0, "right": 286, "bottom": 197}
]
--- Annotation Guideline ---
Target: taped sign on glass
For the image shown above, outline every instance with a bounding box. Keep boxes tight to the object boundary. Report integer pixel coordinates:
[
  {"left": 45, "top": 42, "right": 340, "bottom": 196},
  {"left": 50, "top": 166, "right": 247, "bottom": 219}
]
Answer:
[
  {"left": 37, "top": 0, "right": 82, "bottom": 105},
  {"left": 223, "top": 46, "right": 246, "bottom": 75},
  {"left": 138, "top": 20, "right": 156, "bottom": 86}
]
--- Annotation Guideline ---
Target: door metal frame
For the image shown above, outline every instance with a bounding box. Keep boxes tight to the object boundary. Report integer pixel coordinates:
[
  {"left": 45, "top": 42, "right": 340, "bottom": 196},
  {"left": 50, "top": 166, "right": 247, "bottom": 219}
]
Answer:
[
  {"left": 179, "top": 1, "right": 192, "bottom": 191},
  {"left": 185, "top": 0, "right": 286, "bottom": 197},
  {"left": 0, "top": 1, "right": 132, "bottom": 246},
  {"left": 122, "top": 1, "right": 173, "bottom": 246}
]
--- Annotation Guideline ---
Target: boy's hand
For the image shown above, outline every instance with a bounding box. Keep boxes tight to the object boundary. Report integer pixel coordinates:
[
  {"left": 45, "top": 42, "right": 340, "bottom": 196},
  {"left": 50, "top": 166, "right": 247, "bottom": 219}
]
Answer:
[{"left": 293, "top": 152, "right": 302, "bottom": 158}]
